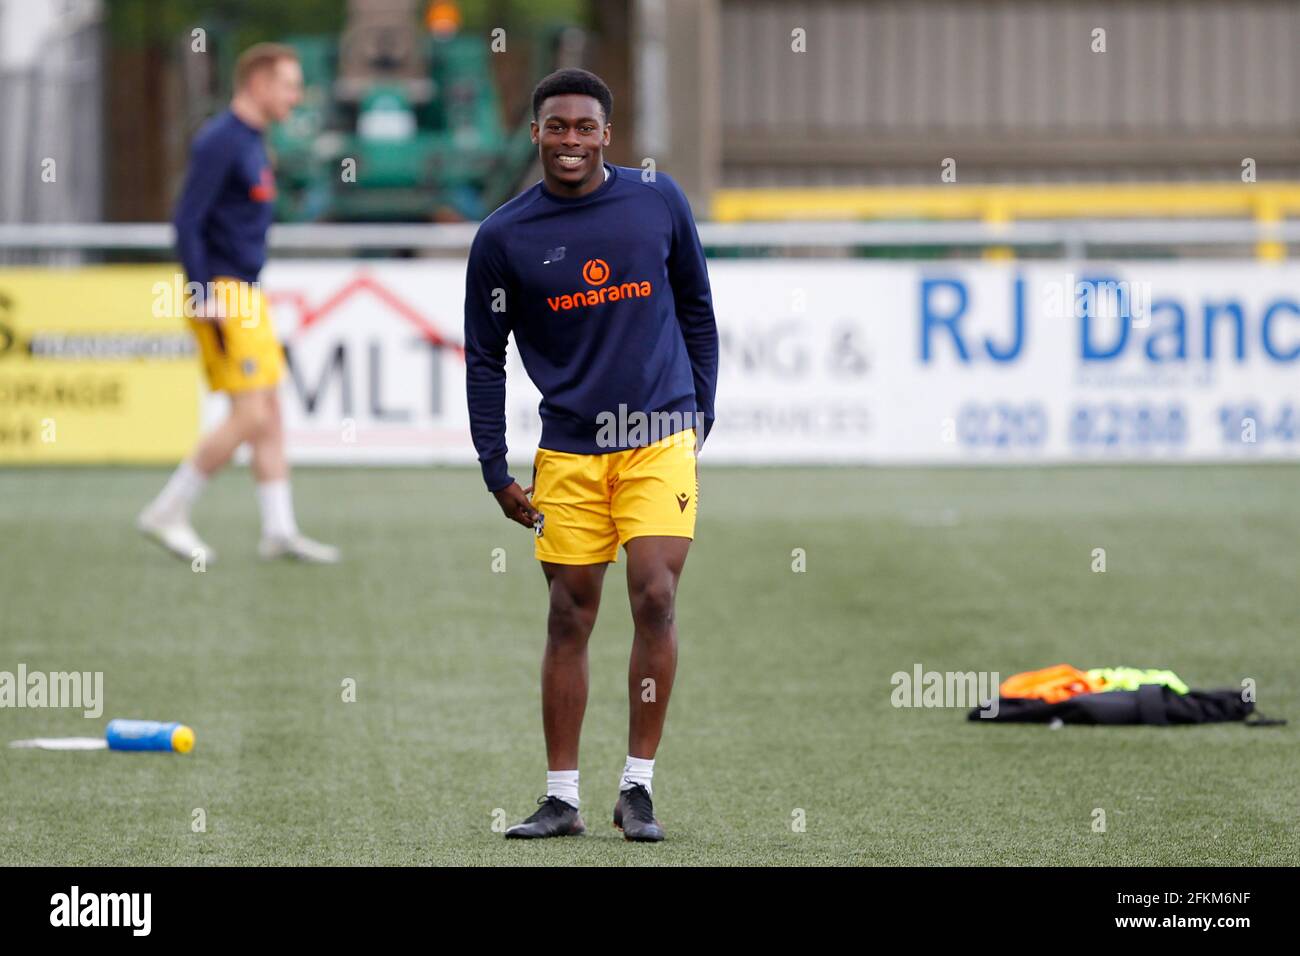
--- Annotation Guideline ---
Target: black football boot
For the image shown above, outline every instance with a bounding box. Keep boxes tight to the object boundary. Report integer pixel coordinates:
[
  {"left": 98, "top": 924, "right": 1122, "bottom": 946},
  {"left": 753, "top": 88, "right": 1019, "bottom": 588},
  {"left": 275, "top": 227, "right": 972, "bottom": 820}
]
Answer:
[
  {"left": 612, "top": 784, "right": 665, "bottom": 842},
  {"left": 504, "top": 795, "right": 586, "bottom": 839}
]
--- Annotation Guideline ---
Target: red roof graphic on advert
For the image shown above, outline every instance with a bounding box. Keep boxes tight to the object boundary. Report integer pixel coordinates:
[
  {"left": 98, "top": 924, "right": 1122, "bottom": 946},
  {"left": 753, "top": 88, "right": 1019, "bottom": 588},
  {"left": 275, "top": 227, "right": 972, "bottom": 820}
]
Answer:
[{"left": 268, "top": 272, "right": 462, "bottom": 355}]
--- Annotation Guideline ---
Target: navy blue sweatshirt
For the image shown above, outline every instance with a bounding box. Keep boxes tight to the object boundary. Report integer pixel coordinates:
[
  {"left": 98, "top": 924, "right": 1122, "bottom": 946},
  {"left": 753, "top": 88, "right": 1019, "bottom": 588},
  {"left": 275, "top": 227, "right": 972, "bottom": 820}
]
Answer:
[
  {"left": 464, "top": 163, "right": 719, "bottom": 492},
  {"left": 173, "top": 110, "right": 277, "bottom": 291}
]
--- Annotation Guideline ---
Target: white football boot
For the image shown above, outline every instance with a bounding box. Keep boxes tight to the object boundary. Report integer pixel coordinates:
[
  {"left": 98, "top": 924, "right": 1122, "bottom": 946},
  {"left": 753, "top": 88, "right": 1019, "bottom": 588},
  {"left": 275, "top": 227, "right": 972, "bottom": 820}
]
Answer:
[
  {"left": 258, "top": 533, "right": 340, "bottom": 564},
  {"left": 137, "top": 507, "right": 215, "bottom": 565}
]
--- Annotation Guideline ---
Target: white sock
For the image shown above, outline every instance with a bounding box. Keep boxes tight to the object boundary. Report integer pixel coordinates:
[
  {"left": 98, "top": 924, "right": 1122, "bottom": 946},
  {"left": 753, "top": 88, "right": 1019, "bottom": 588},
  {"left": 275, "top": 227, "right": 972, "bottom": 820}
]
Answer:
[
  {"left": 619, "top": 756, "right": 654, "bottom": 795},
  {"left": 546, "top": 769, "right": 580, "bottom": 809},
  {"left": 257, "top": 480, "right": 299, "bottom": 540},
  {"left": 149, "top": 461, "right": 207, "bottom": 520}
]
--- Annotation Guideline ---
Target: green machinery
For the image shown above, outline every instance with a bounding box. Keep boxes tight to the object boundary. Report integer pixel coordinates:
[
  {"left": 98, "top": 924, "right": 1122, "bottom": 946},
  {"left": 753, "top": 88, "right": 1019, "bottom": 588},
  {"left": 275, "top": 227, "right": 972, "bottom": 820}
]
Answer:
[{"left": 261, "top": 26, "right": 572, "bottom": 222}]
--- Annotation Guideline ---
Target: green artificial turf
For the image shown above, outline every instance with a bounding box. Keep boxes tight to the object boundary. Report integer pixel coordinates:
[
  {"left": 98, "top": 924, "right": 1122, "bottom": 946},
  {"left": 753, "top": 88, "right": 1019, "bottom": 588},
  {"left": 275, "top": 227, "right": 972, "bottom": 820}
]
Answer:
[{"left": 0, "top": 465, "right": 1295, "bottom": 865}]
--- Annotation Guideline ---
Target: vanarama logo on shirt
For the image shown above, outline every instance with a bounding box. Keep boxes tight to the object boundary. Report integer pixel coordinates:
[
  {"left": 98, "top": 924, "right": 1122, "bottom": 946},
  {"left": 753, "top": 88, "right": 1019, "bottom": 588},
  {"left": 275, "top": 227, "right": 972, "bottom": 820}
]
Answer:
[{"left": 547, "top": 258, "right": 652, "bottom": 313}]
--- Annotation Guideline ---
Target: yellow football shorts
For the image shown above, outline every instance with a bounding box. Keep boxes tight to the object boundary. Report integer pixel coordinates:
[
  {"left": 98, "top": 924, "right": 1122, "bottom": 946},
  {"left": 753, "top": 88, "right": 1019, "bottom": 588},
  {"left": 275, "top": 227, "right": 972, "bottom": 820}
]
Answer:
[
  {"left": 188, "top": 277, "right": 284, "bottom": 393},
  {"left": 531, "top": 427, "right": 699, "bottom": 565}
]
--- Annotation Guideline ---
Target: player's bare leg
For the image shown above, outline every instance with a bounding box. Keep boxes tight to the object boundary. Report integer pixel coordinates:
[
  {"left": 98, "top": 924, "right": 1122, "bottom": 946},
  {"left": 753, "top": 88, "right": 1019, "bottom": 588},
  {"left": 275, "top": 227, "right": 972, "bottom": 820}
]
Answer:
[
  {"left": 625, "top": 535, "right": 688, "bottom": 757},
  {"left": 138, "top": 389, "right": 272, "bottom": 563},
  {"left": 248, "top": 389, "right": 287, "bottom": 482},
  {"left": 614, "top": 534, "right": 689, "bottom": 841},
  {"left": 541, "top": 561, "right": 607, "bottom": 769},
  {"left": 504, "top": 560, "right": 606, "bottom": 838},
  {"left": 252, "top": 389, "right": 340, "bottom": 564},
  {"left": 194, "top": 388, "right": 274, "bottom": 475}
]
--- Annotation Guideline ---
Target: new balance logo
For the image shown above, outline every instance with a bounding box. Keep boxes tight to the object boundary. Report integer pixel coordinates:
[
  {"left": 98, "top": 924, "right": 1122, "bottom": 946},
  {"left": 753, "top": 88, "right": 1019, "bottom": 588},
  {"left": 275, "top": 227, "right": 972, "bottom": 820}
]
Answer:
[
  {"left": 676, "top": 493, "right": 689, "bottom": 512},
  {"left": 543, "top": 246, "right": 565, "bottom": 264}
]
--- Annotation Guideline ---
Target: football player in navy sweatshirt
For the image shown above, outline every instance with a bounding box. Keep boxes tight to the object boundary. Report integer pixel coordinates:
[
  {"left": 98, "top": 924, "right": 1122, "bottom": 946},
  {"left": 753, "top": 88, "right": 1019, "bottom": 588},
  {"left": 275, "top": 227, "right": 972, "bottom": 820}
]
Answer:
[
  {"left": 465, "top": 69, "right": 719, "bottom": 841},
  {"left": 138, "top": 43, "right": 338, "bottom": 566}
]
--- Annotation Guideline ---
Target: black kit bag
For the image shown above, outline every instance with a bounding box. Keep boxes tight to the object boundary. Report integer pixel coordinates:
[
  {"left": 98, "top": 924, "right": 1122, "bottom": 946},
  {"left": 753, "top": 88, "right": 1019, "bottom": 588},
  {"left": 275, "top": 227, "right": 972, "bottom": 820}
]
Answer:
[{"left": 968, "top": 685, "right": 1286, "bottom": 726}]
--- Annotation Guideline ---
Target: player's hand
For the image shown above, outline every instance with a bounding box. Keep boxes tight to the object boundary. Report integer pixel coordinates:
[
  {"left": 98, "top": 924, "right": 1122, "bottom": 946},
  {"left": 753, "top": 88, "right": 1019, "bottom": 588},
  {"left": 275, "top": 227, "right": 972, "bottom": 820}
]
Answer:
[{"left": 493, "top": 481, "right": 539, "bottom": 529}]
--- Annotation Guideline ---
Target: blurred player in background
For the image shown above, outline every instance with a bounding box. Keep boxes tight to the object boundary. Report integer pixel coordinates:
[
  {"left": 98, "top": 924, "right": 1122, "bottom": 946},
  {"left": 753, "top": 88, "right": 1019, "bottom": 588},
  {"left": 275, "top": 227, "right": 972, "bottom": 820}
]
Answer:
[
  {"left": 138, "top": 43, "right": 339, "bottom": 565},
  {"left": 465, "top": 69, "right": 719, "bottom": 841}
]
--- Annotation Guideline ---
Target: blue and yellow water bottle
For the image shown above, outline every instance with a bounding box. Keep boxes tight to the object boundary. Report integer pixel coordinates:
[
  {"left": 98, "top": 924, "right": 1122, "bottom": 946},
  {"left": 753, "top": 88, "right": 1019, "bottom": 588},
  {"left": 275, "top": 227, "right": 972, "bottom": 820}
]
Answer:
[{"left": 106, "top": 719, "right": 195, "bottom": 753}]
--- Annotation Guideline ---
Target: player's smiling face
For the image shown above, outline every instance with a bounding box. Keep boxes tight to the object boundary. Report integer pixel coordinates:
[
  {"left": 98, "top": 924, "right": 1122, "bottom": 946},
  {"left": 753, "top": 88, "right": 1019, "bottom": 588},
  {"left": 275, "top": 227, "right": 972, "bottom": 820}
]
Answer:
[{"left": 532, "top": 94, "right": 610, "bottom": 196}]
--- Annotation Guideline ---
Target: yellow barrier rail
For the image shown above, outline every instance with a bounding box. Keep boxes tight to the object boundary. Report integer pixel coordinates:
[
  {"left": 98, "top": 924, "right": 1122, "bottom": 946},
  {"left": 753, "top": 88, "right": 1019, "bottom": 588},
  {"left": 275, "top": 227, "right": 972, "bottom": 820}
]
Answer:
[{"left": 711, "top": 183, "right": 1300, "bottom": 260}]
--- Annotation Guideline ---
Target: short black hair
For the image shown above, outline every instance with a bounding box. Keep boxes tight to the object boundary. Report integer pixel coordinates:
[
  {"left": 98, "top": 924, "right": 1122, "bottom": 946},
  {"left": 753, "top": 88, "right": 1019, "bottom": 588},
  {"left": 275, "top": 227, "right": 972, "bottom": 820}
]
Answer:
[{"left": 531, "top": 68, "right": 612, "bottom": 124}]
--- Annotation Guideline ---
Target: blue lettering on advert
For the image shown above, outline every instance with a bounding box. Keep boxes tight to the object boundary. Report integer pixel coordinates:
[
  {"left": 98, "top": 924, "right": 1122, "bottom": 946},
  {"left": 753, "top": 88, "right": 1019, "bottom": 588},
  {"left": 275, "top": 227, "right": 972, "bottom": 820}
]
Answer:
[
  {"left": 1079, "top": 274, "right": 1129, "bottom": 361},
  {"left": 920, "top": 277, "right": 970, "bottom": 362},
  {"left": 984, "top": 275, "right": 1025, "bottom": 362},
  {"left": 1262, "top": 301, "right": 1300, "bottom": 361}
]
